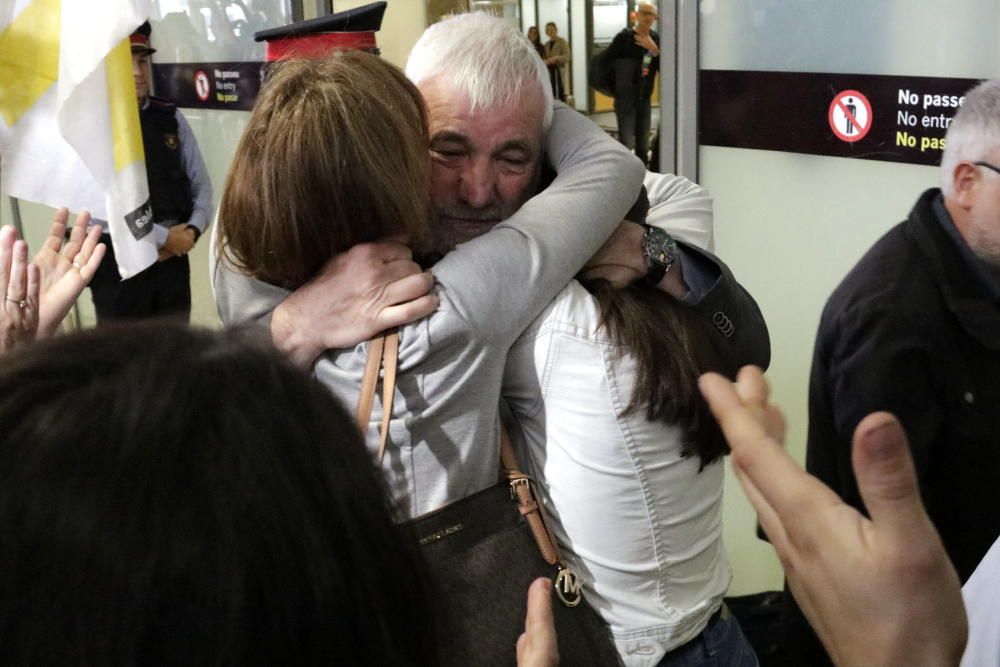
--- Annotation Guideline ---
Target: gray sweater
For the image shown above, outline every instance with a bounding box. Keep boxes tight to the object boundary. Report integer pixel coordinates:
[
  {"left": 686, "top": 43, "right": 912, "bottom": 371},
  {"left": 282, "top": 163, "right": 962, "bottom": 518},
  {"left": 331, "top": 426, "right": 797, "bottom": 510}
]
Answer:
[{"left": 211, "top": 103, "right": 646, "bottom": 518}]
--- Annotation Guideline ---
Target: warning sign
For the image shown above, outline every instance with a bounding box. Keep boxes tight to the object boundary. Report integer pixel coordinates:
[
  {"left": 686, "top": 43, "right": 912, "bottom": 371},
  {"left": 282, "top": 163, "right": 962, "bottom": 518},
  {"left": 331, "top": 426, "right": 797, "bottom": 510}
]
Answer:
[
  {"left": 700, "top": 71, "right": 978, "bottom": 166},
  {"left": 194, "top": 70, "right": 211, "bottom": 102},
  {"left": 829, "top": 90, "right": 872, "bottom": 142}
]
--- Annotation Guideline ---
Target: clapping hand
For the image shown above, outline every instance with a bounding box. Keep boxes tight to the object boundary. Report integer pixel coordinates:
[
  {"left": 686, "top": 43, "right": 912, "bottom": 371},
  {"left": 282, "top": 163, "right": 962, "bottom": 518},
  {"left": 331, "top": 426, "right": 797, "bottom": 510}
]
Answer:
[
  {"left": 32, "top": 208, "right": 106, "bottom": 338},
  {"left": 1, "top": 226, "right": 40, "bottom": 354},
  {"left": 698, "top": 366, "right": 967, "bottom": 667}
]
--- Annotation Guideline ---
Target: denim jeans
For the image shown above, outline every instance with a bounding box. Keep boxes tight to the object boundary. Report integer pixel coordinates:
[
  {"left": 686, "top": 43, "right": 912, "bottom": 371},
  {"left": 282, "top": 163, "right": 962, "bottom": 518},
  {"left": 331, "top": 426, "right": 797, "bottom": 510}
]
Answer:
[
  {"left": 614, "top": 93, "right": 653, "bottom": 165},
  {"left": 656, "top": 607, "right": 760, "bottom": 667}
]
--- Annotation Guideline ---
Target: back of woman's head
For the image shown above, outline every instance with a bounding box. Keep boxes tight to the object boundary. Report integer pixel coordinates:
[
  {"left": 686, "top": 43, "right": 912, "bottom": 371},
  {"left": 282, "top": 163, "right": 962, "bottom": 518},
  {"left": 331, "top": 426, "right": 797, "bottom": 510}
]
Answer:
[
  {"left": 580, "top": 189, "right": 736, "bottom": 468},
  {"left": 0, "top": 323, "right": 436, "bottom": 665},
  {"left": 219, "top": 51, "right": 431, "bottom": 289}
]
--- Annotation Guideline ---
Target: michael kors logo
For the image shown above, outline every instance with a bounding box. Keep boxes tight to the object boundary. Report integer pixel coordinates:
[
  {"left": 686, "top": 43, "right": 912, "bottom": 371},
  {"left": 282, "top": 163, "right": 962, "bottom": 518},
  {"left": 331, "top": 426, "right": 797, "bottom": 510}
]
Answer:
[
  {"left": 554, "top": 567, "right": 583, "bottom": 607},
  {"left": 418, "top": 523, "right": 464, "bottom": 546}
]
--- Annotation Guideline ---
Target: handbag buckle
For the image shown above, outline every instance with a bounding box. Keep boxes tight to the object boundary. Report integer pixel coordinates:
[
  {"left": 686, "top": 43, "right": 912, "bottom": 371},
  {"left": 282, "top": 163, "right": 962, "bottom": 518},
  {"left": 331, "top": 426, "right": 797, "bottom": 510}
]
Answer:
[
  {"left": 509, "top": 476, "right": 531, "bottom": 501},
  {"left": 554, "top": 566, "right": 583, "bottom": 607}
]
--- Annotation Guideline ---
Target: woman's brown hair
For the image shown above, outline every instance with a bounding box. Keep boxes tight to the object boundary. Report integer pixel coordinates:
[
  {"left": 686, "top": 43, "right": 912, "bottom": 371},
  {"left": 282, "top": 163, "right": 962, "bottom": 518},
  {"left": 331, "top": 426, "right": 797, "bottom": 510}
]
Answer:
[{"left": 218, "top": 51, "right": 431, "bottom": 289}]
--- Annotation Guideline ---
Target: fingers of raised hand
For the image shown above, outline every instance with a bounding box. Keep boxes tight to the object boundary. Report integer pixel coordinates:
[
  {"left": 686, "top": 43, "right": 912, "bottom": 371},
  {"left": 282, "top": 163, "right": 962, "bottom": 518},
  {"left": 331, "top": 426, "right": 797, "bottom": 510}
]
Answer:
[
  {"left": 4, "top": 242, "right": 35, "bottom": 326},
  {"left": 77, "top": 243, "right": 106, "bottom": 283},
  {"left": 731, "top": 463, "right": 792, "bottom": 563},
  {"left": 700, "top": 369, "right": 846, "bottom": 541},
  {"left": 24, "top": 263, "right": 40, "bottom": 327},
  {"left": 63, "top": 208, "right": 91, "bottom": 259},
  {"left": 0, "top": 226, "right": 14, "bottom": 300},
  {"left": 734, "top": 364, "right": 770, "bottom": 406},
  {"left": 69, "top": 224, "right": 102, "bottom": 268},
  {"left": 850, "top": 412, "right": 929, "bottom": 540},
  {"left": 44, "top": 207, "right": 70, "bottom": 253},
  {"left": 7, "top": 240, "right": 28, "bottom": 307}
]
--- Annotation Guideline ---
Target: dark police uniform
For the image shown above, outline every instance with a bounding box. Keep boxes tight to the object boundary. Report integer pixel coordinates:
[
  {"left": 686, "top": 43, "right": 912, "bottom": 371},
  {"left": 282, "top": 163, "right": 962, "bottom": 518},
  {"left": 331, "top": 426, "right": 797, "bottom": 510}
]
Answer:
[{"left": 90, "top": 96, "right": 200, "bottom": 323}]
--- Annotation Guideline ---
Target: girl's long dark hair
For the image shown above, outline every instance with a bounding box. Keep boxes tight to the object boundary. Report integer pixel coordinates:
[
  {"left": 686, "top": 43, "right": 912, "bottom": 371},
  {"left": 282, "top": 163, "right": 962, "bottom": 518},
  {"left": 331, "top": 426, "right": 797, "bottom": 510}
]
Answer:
[{"left": 579, "top": 189, "right": 736, "bottom": 468}]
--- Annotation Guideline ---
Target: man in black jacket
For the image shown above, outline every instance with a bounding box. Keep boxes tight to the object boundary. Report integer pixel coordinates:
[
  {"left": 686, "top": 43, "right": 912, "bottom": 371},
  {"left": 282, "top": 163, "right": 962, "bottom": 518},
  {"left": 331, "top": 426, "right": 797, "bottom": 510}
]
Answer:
[
  {"left": 781, "top": 78, "right": 1000, "bottom": 666},
  {"left": 605, "top": 2, "right": 660, "bottom": 165}
]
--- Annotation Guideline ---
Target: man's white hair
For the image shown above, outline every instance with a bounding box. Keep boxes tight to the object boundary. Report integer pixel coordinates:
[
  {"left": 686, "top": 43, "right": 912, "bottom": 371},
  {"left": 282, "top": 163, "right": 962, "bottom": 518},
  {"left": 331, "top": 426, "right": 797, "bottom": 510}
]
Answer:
[
  {"left": 941, "top": 79, "right": 1000, "bottom": 196},
  {"left": 405, "top": 12, "right": 554, "bottom": 133}
]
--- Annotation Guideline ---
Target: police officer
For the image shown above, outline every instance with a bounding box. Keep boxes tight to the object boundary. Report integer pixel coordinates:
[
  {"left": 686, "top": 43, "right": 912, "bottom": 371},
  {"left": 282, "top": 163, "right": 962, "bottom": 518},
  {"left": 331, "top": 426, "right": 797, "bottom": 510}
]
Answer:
[{"left": 89, "top": 21, "right": 212, "bottom": 323}]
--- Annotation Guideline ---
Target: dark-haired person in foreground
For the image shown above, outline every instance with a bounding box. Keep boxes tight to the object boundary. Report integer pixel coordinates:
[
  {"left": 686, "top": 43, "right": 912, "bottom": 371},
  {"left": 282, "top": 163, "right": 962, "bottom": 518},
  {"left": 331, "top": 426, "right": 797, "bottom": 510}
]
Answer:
[{"left": 0, "top": 322, "right": 558, "bottom": 666}]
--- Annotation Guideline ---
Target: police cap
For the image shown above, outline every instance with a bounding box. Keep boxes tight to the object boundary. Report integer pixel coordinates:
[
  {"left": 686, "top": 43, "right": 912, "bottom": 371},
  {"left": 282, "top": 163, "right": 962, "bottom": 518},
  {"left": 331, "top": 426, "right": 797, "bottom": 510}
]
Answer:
[{"left": 254, "top": 1, "right": 386, "bottom": 62}]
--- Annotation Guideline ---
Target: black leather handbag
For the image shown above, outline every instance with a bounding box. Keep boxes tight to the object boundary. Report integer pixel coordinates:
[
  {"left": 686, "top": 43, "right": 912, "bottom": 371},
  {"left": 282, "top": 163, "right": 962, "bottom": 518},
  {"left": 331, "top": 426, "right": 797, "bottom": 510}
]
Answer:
[{"left": 357, "top": 330, "right": 622, "bottom": 666}]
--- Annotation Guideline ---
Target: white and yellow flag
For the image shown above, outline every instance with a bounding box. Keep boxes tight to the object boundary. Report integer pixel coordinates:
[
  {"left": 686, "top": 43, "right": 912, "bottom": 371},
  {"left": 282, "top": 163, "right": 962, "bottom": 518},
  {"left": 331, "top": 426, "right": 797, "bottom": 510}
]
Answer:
[{"left": 0, "top": 0, "right": 156, "bottom": 278}]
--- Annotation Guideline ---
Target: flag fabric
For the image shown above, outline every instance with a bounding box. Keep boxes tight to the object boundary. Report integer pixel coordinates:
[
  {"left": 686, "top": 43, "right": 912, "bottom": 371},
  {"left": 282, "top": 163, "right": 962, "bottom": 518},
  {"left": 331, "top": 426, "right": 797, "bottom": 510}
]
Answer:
[{"left": 0, "top": 0, "right": 155, "bottom": 279}]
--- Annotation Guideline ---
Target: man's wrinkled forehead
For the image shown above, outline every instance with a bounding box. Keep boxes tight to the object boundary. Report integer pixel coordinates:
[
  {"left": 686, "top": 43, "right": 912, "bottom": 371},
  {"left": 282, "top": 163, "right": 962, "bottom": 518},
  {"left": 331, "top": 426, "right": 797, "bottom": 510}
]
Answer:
[{"left": 419, "top": 76, "right": 546, "bottom": 145}]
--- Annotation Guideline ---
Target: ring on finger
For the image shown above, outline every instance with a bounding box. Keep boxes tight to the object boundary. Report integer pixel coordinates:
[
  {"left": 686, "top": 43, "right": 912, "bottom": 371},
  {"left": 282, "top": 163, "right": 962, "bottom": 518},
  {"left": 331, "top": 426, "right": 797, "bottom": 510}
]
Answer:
[
  {"left": 5, "top": 296, "right": 26, "bottom": 308},
  {"left": 73, "top": 261, "right": 83, "bottom": 270}
]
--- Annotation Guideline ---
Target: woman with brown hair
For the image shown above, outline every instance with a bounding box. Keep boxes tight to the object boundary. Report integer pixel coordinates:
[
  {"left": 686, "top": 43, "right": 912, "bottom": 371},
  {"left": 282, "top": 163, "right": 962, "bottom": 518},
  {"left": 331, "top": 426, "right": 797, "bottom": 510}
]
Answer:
[
  {"left": 213, "top": 47, "right": 641, "bottom": 521},
  {"left": 217, "top": 54, "right": 432, "bottom": 291}
]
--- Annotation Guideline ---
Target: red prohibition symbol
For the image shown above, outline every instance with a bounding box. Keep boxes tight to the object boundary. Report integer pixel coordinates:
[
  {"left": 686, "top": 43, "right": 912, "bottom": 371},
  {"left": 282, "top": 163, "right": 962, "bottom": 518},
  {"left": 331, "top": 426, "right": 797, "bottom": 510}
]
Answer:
[{"left": 829, "top": 90, "right": 872, "bottom": 143}]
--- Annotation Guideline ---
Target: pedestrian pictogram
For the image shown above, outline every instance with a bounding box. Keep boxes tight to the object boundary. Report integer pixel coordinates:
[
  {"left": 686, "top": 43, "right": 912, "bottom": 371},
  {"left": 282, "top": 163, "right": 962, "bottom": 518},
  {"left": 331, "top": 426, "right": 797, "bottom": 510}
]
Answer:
[
  {"left": 829, "top": 90, "right": 872, "bottom": 143},
  {"left": 194, "top": 70, "right": 211, "bottom": 102}
]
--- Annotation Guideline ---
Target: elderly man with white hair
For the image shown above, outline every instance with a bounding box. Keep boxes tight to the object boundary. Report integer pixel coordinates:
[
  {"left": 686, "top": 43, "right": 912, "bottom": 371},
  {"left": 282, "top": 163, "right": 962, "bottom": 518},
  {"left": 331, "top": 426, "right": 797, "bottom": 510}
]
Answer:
[{"left": 782, "top": 78, "right": 1000, "bottom": 666}]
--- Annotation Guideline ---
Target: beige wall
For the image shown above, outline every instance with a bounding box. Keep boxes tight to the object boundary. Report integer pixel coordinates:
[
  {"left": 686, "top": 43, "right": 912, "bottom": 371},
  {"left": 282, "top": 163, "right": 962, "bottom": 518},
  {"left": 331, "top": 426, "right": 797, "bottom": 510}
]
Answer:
[
  {"left": 336, "top": 0, "right": 428, "bottom": 69},
  {"left": 703, "top": 147, "right": 939, "bottom": 594}
]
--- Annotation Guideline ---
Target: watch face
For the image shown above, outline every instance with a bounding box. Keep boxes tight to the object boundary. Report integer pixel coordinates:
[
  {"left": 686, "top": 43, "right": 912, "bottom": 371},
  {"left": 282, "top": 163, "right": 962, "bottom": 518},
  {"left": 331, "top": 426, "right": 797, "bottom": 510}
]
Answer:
[{"left": 643, "top": 226, "right": 677, "bottom": 269}]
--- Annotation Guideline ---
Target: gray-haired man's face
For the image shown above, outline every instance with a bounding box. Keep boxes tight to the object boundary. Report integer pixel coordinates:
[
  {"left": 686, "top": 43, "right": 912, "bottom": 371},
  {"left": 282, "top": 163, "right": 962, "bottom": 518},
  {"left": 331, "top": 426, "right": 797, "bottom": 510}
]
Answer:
[{"left": 419, "top": 77, "right": 545, "bottom": 251}]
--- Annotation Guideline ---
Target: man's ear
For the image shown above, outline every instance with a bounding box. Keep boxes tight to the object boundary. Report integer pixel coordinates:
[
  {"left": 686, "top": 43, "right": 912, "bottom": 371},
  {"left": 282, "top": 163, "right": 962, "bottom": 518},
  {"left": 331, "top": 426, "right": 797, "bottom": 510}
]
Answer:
[{"left": 950, "top": 161, "right": 980, "bottom": 210}]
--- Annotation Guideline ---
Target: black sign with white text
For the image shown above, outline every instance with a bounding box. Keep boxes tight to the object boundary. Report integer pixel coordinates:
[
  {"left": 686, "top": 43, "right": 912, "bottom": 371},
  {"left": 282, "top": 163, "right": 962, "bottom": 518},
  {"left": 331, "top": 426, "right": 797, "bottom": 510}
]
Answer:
[
  {"left": 699, "top": 70, "right": 981, "bottom": 166},
  {"left": 153, "top": 62, "right": 263, "bottom": 111}
]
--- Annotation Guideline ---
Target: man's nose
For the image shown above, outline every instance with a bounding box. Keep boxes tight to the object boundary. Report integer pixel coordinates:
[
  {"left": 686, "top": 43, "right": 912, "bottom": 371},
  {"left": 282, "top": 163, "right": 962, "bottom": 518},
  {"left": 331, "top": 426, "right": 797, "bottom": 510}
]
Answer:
[{"left": 458, "top": 160, "right": 497, "bottom": 209}]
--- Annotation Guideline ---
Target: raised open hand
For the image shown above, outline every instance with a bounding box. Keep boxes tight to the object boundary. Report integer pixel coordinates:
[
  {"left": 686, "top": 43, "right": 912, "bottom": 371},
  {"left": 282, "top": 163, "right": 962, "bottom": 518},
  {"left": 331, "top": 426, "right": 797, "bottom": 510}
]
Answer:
[{"left": 32, "top": 208, "right": 106, "bottom": 338}]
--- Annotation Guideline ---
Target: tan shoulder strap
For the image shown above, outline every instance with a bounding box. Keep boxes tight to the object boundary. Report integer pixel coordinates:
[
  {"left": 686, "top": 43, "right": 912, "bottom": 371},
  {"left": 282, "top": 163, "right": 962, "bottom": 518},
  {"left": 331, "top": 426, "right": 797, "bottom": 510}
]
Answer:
[
  {"left": 501, "top": 425, "right": 582, "bottom": 606},
  {"left": 354, "top": 329, "right": 398, "bottom": 465},
  {"left": 357, "top": 331, "right": 583, "bottom": 607}
]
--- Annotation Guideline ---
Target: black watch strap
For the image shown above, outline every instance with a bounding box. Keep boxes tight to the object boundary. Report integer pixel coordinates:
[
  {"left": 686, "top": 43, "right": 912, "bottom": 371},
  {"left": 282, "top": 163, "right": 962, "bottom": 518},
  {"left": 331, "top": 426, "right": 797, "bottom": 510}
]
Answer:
[{"left": 641, "top": 224, "right": 677, "bottom": 285}]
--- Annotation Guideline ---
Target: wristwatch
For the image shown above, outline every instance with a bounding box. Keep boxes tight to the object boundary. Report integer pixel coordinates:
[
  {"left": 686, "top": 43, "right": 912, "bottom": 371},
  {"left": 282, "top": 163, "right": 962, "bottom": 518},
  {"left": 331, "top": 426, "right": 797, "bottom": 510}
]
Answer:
[{"left": 641, "top": 224, "right": 678, "bottom": 285}]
